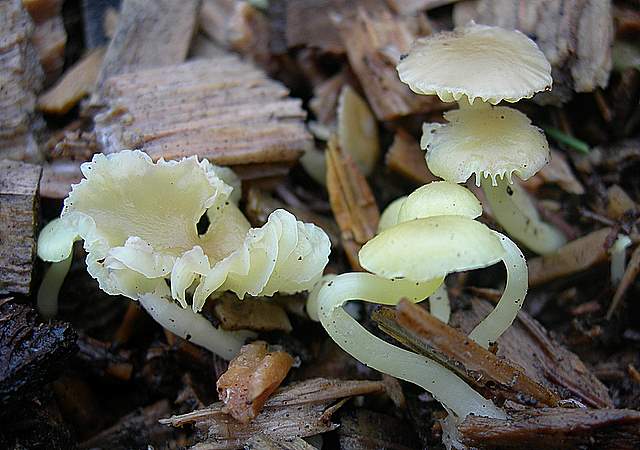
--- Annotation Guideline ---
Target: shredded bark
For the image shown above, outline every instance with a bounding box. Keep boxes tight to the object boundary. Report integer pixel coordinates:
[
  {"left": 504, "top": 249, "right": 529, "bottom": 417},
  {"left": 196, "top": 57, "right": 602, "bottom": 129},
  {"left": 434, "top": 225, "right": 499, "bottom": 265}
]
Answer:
[
  {"left": 213, "top": 294, "right": 293, "bottom": 333},
  {"left": 458, "top": 407, "right": 640, "bottom": 449},
  {"left": 217, "top": 341, "right": 294, "bottom": 423}
]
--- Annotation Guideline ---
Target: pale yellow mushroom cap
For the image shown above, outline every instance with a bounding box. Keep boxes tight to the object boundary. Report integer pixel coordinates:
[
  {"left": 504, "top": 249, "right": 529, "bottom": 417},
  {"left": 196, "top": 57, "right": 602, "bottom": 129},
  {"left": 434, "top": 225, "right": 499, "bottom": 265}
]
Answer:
[
  {"left": 422, "top": 104, "right": 550, "bottom": 186},
  {"left": 360, "top": 216, "right": 504, "bottom": 282},
  {"left": 397, "top": 23, "right": 552, "bottom": 105}
]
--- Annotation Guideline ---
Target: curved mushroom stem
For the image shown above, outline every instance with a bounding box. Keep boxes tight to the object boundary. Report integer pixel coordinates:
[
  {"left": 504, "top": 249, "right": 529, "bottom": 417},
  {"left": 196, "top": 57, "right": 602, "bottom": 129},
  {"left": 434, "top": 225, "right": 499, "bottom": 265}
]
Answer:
[
  {"left": 139, "top": 293, "right": 256, "bottom": 360},
  {"left": 481, "top": 176, "right": 566, "bottom": 255},
  {"left": 469, "top": 232, "right": 528, "bottom": 348},
  {"left": 307, "top": 273, "right": 506, "bottom": 420},
  {"left": 609, "top": 234, "right": 632, "bottom": 286},
  {"left": 37, "top": 255, "right": 73, "bottom": 319},
  {"left": 429, "top": 282, "right": 451, "bottom": 323}
]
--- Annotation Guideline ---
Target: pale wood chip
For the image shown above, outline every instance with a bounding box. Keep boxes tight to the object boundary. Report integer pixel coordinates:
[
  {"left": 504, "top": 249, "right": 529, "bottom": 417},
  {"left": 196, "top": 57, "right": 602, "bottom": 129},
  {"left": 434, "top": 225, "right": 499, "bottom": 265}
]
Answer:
[
  {"left": 0, "top": 159, "right": 42, "bottom": 295},
  {"left": 95, "top": 0, "right": 199, "bottom": 89},
  {"left": 213, "top": 294, "right": 292, "bottom": 333},
  {"left": 160, "top": 378, "right": 385, "bottom": 449},
  {"left": 326, "top": 138, "right": 379, "bottom": 270},
  {"left": 529, "top": 228, "right": 614, "bottom": 287},
  {"left": 217, "top": 341, "right": 294, "bottom": 424},
  {"left": 537, "top": 149, "right": 585, "bottom": 195},
  {"left": 38, "top": 48, "right": 105, "bottom": 115},
  {"left": 385, "top": 129, "right": 438, "bottom": 185},
  {"left": 606, "top": 185, "right": 638, "bottom": 220},
  {"left": 94, "top": 55, "right": 311, "bottom": 166},
  {"left": 458, "top": 407, "right": 640, "bottom": 449}
]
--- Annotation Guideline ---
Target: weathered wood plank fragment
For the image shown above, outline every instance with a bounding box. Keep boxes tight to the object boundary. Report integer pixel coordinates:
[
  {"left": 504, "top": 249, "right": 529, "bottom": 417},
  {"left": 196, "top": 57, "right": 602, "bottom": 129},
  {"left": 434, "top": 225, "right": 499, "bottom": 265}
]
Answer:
[
  {"left": 94, "top": 55, "right": 311, "bottom": 166},
  {"left": 0, "top": 160, "right": 42, "bottom": 295},
  {"left": 95, "top": 0, "right": 199, "bottom": 89}
]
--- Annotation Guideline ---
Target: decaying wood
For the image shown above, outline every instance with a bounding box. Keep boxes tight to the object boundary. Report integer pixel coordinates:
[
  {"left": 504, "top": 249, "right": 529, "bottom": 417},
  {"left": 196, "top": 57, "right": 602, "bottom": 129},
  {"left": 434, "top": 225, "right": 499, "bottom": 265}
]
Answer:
[
  {"left": 213, "top": 294, "right": 292, "bottom": 332},
  {"left": 387, "top": 300, "right": 560, "bottom": 407},
  {"left": 326, "top": 139, "right": 380, "bottom": 270},
  {"left": 338, "top": 409, "right": 420, "bottom": 450},
  {"left": 607, "top": 245, "right": 640, "bottom": 319},
  {"left": 0, "top": 160, "right": 41, "bottom": 295},
  {"left": 0, "top": 298, "right": 77, "bottom": 406},
  {"left": 0, "top": 0, "right": 45, "bottom": 161},
  {"left": 335, "top": 6, "right": 442, "bottom": 120},
  {"left": 38, "top": 48, "right": 106, "bottom": 115},
  {"left": 40, "top": 160, "right": 83, "bottom": 199},
  {"left": 451, "top": 297, "right": 613, "bottom": 408},
  {"left": 95, "top": 0, "right": 199, "bottom": 89},
  {"left": 76, "top": 333, "right": 134, "bottom": 382},
  {"left": 385, "top": 129, "right": 438, "bottom": 185},
  {"left": 160, "top": 378, "right": 386, "bottom": 449},
  {"left": 529, "top": 228, "right": 614, "bottom": 287},
  {"left": 458, "top": 407, "right": 640, "bottom": 449},
  {"left": 454, "top": 0, "right": 613, "bottom": 104},
  {"left": 94, "top": 55, "right": 311, "bottom": 166},
  {"left": 217, "top": 341, "right": 294, "bottom": 423},
  {"left": 22, "top": 0, "right": 66, "bottom": 84}
]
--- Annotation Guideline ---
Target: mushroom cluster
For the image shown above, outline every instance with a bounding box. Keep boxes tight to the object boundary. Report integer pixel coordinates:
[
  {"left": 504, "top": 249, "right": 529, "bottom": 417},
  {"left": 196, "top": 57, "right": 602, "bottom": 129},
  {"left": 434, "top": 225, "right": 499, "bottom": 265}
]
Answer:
[
  {"left": 397, "top": 23, "right": 566, "bottom": 254},
  {"left": 37, "top": 150, "right": 331, "bottom": 359},
  {"left": 307, "top": 181, "right": 527, "bottom": 420}
]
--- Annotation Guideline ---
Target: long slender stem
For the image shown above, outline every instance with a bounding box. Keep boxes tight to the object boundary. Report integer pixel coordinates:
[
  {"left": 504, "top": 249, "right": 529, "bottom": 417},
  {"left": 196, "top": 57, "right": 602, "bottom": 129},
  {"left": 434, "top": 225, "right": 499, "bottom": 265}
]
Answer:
[
  {"left": 482, "top": 176, "right": 566, "bottom": 255},
  {"left": 37, "top": 255, "right": 73, "bottom": 319},
  {"left": 307, "top": 273, "right": 506, "bottom": 420},
  {"left": 139, "top": 293, "right": 256, "bottom": 360},
  {"left": 429, "top": 282, "right": 451, "bottom": 323},
  {"left": 469, "top": 232, "right": 528, "bottom": 348}
]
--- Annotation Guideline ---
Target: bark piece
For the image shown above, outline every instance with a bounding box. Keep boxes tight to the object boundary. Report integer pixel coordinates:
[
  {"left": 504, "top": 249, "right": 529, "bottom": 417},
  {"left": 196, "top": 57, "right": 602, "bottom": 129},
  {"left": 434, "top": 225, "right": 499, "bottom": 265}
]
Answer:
[
  {"left": 0, "top": 159, "right": 41, "bottom": 295},
  {"left": 217, "top": 341, "right": 294, "bottom": 423},
  {"left": 213, "top": 294, "right": 292, "bottom": 332},
  {"left": 606, "top": 185, "right": 637, "bottom": 220},
  {"left": 451, "top": 297, "right": 613, "bottom": 408},
  {"left": 94, "top": 56, "right": 311, "bottom": 166},
  {"left": 0, "top": 298, "right": 77, "bottom": 406},
  {"left": 385, "top": 129, "right": 438, "bottom": 185},
  {"left": 528, "top": 228, "right": 613, "bottom": 287},
  {"left": 458, "top": 408, "right": 640, "bottom": 449},
  {"left": 160, "top": 378, "right": 386, "bottom": 449},
  {"left": 336, "top": 6, "right": 443, "bottom": 120},
  {"left": 0, "top": 0, "right": 45, "bottom": 161},
  {"left": 338, "top": 409, "right": 421, "bottom": 450},
  {"left": 38, "top": 48, "right": 106, "bottom": 115},
  {"left": 454, "top": 0, "right": 613, "bottom": 104},
  {"left": 326, "top": 138, "right": 380, "bottom": 271},
  {"left": 309, "top": 71, "right": 347, "bottom": 125},
  {"left": 23, "top": 0, "right": 66, "bottom": 84},
  {"left": 388, "top": 300, "right": 560, "bottom": 407},
  {"left": 95, "top": 0, "right": 199, "bottom": 89}
]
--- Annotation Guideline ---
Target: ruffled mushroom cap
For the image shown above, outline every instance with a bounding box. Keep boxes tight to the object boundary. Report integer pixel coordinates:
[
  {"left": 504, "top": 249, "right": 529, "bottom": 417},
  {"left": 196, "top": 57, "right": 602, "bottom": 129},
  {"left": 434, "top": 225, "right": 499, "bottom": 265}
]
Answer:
[
  {"left": 360, "top": 216, "right": 504, "bottom": 283},
  {"left": 37, "top": 151, "right": 330, "bottom": 310},
  {"left": 397, "top": 23, "right": 552, "bottom": 105},
  {"left": 422, "top": 104, "right": 549, "bottom": 186}
]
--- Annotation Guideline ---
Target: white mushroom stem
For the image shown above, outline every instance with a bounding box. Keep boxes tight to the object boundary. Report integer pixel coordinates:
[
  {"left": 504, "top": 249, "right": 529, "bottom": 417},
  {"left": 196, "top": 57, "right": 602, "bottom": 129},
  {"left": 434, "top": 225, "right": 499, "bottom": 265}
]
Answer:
[
  {"left": 306, "top": 273, "right": 506, "bottom": 420},
  {"left": 429, "top": 282, "right": 451, "bottom": 323},
  {"left": 469, "top": 232, "right": 528, "bottom": 349},
  {"left": 481, "top": 176, "right": 566, "bottom": 255},
  {"left": 139, "top": 293, "right": 256, "bottom": 360},
  {"left": 37, "top": 256, "right": 72, "bottom": 319},
  {"left": 609, "top": 234, "right": 632, "bottom": 286}
]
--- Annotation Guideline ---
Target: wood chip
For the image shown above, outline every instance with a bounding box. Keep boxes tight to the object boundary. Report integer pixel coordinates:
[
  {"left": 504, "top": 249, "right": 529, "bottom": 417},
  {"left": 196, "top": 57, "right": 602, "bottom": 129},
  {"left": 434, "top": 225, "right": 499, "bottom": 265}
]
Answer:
[
  {"left": 94, "top": 55, "right": 311, "bottom": 166},
  {"left": 606, "top": 185, "right": 638, "bottom": 220},
  {"left": 95, "top": 0, "right": 199, "bottom": 89},
  {"left": 385, "top": 129, "right": 438, "bottom": 185},
  {"left": 0, "top": 0, "right": 45, "bottom": 161},
  {"left": 40, "top": 160, "right": 83, "bottom": 199},
  {"left": 537, "top": 149, "right": 585, "bottom": 195},
  {"left": 326, "top": 138, "right": 380, "bottom": 270},
  {"left": 454, "top": 0, "right": 613, "bottom": 104},
  {"left": 529, "top": 228, "right": 614, "bottom": 287},
  {"left": 23, "top": 0, "right": 66, "bottom": 84},
  {"left": 458, "top": 407, "right": 640, "bottom": 449},
  {"left": 338, "top": 409, "right": 420, "bottom": 450},
  {"left": 217, "top": 341, "right": 294, "bottom": 423},
  {"left": 309, "top": 70, "right": 347, "bottom": 125},
  {"left": 391, "top": 300, "right": 560, "bottom": 407},
  {"left": 38, "top": 48, "right": 105, "bottom": 115},
  {"left": 335, "top": 6, "right": 443, "bottom": 120},
  {"left": 213, "top": 294, "right": 293, "bottom": 333},
  {"left": 0, "top": 159, "right": 42, "bottom": 295},
  {"left": 451, "top": 298, "right": 613, "bottom": 409},
  {"left": 160, "top": 378, "right": 386, "bottom": 449}
]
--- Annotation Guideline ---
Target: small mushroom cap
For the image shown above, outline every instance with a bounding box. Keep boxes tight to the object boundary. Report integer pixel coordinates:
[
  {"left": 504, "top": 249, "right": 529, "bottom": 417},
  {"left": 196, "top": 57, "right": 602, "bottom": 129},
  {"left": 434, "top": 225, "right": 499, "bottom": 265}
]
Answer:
[
  {"left": 397, "top": 23, "right": 552, "bottom": 104},
  {"left": 398, "top": 181, "right": 482, "bottom": 222},
  {"left": 422, "top": 104, "right": 550, "bottom": 186},
  {"left": 378, "top": 196, "right": 407, "bottom": 233},
  {"left": 359, "top": 216, "right": 504, "bottom": 282}
]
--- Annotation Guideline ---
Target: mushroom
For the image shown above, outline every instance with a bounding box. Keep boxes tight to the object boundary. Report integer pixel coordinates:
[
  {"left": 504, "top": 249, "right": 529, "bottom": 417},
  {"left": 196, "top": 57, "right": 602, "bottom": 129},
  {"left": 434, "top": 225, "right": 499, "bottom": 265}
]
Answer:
[
  {"left": 37, "top": 150, "right": 331, "bottom": 359},
  {"left": 307, "top": 181, "right": 527, "bottom": 421},
  {"left": 397, "top": 22, "right": 566, "bottom": 254}
]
